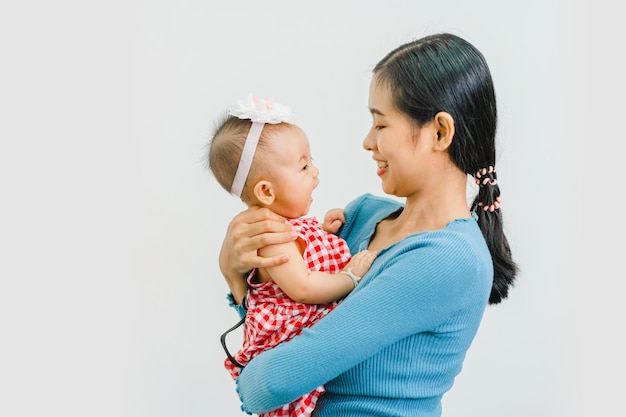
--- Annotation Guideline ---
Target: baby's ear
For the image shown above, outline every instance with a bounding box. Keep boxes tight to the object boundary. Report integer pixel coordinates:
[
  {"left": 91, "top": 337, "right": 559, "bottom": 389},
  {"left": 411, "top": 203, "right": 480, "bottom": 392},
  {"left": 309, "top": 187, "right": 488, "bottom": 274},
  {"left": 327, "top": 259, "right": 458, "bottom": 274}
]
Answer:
[{"left": 253, "top": 180, "right": 275, "bottom": 205}]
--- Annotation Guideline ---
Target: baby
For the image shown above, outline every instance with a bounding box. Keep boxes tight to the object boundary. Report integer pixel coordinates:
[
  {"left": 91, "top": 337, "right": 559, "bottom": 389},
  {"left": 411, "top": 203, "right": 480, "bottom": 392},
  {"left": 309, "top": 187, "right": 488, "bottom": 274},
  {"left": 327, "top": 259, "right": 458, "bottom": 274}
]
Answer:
[{"left": 208, "top": 94, "right": 376, "bottom": 417}]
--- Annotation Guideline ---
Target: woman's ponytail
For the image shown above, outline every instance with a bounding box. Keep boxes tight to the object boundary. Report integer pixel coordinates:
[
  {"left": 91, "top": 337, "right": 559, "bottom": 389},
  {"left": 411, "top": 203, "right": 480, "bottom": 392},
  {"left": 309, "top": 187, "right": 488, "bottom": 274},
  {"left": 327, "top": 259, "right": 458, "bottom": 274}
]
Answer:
[{"left": 471, "top": 167, "right": 517, "bottom": 304}]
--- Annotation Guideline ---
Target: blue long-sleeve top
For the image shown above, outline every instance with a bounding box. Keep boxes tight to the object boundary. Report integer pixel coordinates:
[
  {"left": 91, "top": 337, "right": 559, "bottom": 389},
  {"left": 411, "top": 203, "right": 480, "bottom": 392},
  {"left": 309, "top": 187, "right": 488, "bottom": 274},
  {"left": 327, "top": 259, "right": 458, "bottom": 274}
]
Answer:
[{"left": 232, "top": 193, "right": 493, "bottom": 417}]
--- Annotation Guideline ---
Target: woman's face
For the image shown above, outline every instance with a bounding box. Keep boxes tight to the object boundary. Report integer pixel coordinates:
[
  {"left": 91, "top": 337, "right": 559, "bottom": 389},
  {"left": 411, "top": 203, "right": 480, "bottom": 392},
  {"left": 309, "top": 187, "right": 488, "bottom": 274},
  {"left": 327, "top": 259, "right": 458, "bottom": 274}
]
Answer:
[{"left": 363, "top": 78, "right": 435, "bottom": 197}]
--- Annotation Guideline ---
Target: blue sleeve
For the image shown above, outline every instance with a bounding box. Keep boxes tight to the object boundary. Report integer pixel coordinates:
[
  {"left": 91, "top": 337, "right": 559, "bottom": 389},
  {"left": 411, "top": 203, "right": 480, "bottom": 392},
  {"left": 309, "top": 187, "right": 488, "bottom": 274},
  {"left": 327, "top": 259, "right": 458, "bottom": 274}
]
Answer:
[
  {"left": 235, "top": 233, "right": 486, "bottom": 414},
  {"left": 226, "top": 293, "right": 246, "bottom": 319},
  {"left": 339, "top": 193, "right": 401, "bottom": 249}
]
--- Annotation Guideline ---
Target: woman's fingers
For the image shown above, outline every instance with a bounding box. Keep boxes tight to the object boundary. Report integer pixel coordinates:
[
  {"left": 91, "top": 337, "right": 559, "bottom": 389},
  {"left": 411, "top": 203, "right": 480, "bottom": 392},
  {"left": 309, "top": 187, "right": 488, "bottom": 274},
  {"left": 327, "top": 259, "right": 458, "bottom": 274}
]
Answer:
[
  {"left": 241, "top": 230, "right": 296, "bottom": 251},
  {"left": 222, "top": 207, "right": 295, "bottom": 273},
  {"left": 243, "top": 219, "right": 294, "bottom": 239},
  {"left": 244, "top": 253, "right": 291, "bottom": 269}
]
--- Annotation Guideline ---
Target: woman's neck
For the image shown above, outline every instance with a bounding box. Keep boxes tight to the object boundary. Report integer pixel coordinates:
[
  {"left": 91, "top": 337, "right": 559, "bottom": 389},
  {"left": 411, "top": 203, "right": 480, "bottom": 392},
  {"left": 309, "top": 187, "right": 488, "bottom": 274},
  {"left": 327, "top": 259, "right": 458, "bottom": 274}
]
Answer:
[
  {"left": 403, "top": 172, "right": 471, "bottom": 226},
  {"left": 368, "top": 169, "right": 470, "bottom": 252}
]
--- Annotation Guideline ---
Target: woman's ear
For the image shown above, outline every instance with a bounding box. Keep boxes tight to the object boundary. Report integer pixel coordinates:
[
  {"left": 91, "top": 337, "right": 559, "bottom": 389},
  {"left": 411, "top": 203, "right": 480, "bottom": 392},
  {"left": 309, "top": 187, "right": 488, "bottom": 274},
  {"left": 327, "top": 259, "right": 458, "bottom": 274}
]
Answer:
[
  {"left": 253, "top": 180, "right": 275, "bottom": 206},
  {"left": 433, "top": 111, "right": 455, "bottom": 151}
]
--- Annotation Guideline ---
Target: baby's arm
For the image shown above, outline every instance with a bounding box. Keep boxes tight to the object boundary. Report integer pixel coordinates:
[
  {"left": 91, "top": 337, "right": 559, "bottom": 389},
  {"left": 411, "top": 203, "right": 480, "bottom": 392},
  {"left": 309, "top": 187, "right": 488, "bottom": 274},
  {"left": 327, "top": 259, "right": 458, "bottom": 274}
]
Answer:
[{"left": 259, "top": 241, "right": 376, "bottom": 304}]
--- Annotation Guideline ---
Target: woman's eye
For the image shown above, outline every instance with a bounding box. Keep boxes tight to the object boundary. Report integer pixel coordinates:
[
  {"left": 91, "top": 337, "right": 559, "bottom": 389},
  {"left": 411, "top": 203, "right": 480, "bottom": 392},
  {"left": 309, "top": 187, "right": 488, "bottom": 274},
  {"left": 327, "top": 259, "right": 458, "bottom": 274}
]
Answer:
[{"left": 375, "top": 125, "right": 385, "bottom": 130}]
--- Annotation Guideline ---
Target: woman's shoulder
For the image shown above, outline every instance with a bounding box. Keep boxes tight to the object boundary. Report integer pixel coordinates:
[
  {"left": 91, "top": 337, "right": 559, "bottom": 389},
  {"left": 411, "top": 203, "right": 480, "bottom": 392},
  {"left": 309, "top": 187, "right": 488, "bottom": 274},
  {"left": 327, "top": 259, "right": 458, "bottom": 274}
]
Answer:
[
  {"left": 403, "top": 218, "right": 488, "bottom": 260},
  {"left": 396, "top": 219, "right": 492, "bottom": 286}
]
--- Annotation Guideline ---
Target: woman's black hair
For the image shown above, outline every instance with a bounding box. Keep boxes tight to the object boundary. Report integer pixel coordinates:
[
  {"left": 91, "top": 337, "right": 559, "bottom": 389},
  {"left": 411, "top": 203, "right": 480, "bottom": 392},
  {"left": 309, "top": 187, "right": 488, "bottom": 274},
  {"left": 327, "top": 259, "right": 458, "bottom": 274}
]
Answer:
[{"left": 374, "top": 33, "right": 517, "bottom": 304}]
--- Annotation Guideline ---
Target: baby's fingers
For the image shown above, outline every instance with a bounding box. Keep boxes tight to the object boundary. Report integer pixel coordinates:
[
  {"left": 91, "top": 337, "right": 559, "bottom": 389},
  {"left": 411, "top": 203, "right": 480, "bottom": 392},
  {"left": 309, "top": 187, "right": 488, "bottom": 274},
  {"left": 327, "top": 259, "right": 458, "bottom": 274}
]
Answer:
[
  {"left": 323, "top": 208, "right": 346, "bottom": 233},
  {"left": 349, "top": 250, "right": 377, "bottom": 276}
]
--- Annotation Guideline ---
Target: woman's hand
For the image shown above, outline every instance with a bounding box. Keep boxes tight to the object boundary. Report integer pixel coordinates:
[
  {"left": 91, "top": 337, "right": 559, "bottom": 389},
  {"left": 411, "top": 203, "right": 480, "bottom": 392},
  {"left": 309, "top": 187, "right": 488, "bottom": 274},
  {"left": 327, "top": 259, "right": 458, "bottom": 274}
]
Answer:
[{"left": 219, "top": 206, "right": 296, "bottom": 303}]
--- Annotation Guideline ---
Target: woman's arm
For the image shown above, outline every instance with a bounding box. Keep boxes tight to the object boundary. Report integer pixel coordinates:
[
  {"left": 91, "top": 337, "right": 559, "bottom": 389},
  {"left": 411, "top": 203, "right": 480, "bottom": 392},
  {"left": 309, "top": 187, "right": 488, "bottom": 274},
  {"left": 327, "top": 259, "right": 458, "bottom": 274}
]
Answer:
[
  {"left": 236, "top": 236, "right": 485, "bottom": 414},
  {"left": 219, "top": 206, "right": 296, "bottom": 303}
]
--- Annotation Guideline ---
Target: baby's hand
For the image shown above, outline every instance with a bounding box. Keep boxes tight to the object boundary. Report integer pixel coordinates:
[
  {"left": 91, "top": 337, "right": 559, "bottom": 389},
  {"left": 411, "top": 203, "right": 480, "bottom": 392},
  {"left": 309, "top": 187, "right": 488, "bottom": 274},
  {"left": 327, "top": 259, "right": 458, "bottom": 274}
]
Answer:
[
  {"left": 323, "top": 208, "right": 346, "bottom": 234},
  {"left": 344, "top": 250, "right": 377, "bottom": 279}
]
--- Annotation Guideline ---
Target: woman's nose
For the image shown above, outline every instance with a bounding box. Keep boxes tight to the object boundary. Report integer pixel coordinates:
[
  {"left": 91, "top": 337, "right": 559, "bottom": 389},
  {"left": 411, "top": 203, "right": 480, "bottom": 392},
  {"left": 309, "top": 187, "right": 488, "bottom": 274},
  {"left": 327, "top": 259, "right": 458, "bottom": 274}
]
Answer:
[{"left": 363, "top": 129, "right": 375, "bottom": 151}]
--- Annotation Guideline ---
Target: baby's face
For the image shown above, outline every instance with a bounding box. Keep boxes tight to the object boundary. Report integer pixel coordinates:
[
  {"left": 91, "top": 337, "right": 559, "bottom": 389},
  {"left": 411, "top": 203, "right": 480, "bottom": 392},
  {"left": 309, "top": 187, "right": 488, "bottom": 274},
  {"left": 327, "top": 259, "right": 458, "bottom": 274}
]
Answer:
[{"left": 262, "top": 124, "right": 319, "bottom": 219}]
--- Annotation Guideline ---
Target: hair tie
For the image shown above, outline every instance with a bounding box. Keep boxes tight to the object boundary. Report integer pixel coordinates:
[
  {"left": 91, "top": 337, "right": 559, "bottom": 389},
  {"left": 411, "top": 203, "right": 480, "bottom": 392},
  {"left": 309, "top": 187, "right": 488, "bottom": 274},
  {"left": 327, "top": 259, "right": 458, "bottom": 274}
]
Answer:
[
  {"left": 474, "top": 166, "right": 497, "bottom": 187},
  {"left": 474, "top": 166, "right": 500, "bottom": 212},
  {"left": 227, "top": 94, "right": 296, "bottom": 197},
  {"left": 477, "top": 196, "right": 502, "bottom": 212}
]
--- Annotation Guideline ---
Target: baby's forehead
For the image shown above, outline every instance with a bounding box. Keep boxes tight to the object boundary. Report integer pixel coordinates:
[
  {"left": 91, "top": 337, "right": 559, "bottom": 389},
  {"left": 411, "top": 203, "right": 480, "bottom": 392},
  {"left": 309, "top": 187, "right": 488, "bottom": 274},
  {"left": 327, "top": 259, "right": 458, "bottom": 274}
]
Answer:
[
  {"left": 261, "top": 124, "right": 310, "bottom": 156},
  {"left": 266, "top": 122, "right": 304, "bottom": 135},
  {"left": 264, "top": 123, "right": 309, "bottom": 143}
]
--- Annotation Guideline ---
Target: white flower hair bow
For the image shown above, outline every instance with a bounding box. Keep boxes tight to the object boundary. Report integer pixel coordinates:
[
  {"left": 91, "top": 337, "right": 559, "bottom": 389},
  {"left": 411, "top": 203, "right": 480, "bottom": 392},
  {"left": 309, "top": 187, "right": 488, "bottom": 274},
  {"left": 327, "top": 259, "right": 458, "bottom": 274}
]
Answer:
[{"left": 227, "top": 94, "right": 296, "bottom": 124}]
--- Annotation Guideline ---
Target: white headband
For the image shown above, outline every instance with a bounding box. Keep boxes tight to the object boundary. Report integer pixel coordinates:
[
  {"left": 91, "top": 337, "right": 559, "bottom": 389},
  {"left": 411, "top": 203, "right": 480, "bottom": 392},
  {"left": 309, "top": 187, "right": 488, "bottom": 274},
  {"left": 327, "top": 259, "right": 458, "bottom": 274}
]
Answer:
[{"left": 227, "top": 94, "right": 296, "bottom": 197}]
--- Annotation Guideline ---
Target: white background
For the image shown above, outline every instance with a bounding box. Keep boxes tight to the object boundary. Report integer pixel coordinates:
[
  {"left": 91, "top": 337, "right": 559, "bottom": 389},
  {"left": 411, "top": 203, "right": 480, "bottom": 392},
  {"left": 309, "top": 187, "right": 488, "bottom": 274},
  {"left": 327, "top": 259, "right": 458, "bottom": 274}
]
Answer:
[{"left": 1, "top": 1, "right": 622, "bottom": 416}]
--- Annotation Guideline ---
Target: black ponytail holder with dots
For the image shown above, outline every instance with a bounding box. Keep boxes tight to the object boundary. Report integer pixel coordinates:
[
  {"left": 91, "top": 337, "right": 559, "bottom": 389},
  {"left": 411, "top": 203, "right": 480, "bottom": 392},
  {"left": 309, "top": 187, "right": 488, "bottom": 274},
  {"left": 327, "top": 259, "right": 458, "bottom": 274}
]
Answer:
[{"left": 474, "top": 166, "right": 501, "bottom": 212}]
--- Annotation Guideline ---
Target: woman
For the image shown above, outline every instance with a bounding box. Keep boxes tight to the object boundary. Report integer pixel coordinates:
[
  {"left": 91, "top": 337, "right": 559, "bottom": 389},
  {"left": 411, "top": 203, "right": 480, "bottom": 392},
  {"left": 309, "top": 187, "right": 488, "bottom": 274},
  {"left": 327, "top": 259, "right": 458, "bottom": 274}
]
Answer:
[{"left": 217, "top": 33, "right": 517, "bottom": 417}]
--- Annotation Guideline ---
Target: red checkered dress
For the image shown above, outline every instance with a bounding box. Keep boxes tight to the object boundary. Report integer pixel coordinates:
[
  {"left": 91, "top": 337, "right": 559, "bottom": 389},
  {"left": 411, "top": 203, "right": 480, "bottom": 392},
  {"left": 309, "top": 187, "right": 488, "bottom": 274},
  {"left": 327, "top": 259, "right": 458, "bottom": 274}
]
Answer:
[{"left": 224, "top": 216, "right": 351, "bottom": 417}]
